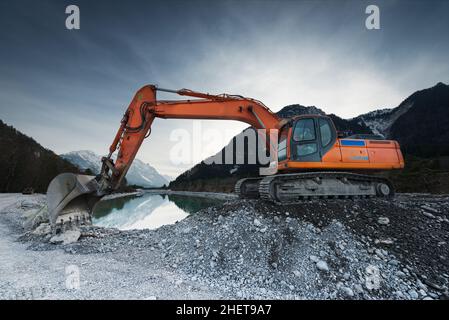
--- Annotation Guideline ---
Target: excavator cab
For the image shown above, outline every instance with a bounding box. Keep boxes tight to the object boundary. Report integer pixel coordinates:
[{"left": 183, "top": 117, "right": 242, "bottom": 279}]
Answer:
[
  {"left": 277, "top": 115, "right": 337, "bottom": 169},
  {"left": 277, "top": 114, "right": 404, "bottom": 173}
]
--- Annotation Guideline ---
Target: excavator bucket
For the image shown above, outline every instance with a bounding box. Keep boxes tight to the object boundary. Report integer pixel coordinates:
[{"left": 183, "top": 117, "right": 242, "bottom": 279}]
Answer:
[{"left": 46, "top": 173, "right": 103, "bottom": 226}]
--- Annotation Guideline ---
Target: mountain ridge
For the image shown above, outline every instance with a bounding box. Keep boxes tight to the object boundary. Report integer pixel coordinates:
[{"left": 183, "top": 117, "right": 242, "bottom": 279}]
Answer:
[
  {"left": 61, "top": 150, "right": 169, "bottom": 188},
  {"left": 0, "top": 120, "right": 80, "bottom": 193}
]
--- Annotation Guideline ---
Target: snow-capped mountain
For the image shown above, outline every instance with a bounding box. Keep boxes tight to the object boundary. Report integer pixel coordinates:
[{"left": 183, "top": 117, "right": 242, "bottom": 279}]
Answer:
[
  {"left": 61, "top": 150, "right": 169, "bottom": 188},
  {"left": 354, "top": 103, "right": 414, "bottom": 138},
  {"left": 354, "top": 82, "right": 448, "bottom": 144}
]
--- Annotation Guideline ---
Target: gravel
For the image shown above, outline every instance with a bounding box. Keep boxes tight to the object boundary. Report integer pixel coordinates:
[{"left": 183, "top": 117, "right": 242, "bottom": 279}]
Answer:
[{"left": 1, "top": 192, "right": 448, "bottom": 300}]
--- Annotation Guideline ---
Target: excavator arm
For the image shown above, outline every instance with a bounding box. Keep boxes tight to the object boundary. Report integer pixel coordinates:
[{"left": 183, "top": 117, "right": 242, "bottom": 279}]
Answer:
[
  {"left": 103, "top": 85, "right": 281, "bottom": 191},
  {"left": 47, "top": 85, "right": 281, "bottom": 225}
]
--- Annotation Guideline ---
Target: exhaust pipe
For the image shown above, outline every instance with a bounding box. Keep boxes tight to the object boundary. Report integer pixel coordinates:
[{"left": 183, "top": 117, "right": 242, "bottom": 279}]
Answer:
[{"left": 46, "top": 173, "right": 103, "bottom": 226}]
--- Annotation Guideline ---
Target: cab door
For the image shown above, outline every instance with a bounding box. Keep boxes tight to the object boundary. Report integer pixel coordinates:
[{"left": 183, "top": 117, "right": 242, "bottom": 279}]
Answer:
[{"left": 291, "top": 118, "right": 321, "bottom": 162}]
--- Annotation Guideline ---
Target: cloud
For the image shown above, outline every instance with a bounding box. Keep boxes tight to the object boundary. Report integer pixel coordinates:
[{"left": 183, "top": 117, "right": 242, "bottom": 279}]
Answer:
[{"left": 1, "top": 0, "right": 448, "bottom": 178}]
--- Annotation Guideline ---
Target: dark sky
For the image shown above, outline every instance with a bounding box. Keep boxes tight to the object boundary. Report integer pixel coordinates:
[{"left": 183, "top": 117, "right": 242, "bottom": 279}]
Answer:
[{"left": 0, "top": 0, "right": 448, "bottom": 176}]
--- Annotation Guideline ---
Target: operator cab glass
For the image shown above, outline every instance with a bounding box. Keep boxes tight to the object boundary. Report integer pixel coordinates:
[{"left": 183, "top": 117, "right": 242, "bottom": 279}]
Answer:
[
  {"left": 290, "top": 116, "right": 336, "bottom": 162},
  {"left": 278, "top": 125, "right": 288, "bottom": 162}
]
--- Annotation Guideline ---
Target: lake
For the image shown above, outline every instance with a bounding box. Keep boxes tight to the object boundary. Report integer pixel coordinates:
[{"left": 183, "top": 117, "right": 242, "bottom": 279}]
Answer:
[{"left": 92, "top": 193, "right": 224, "bottom": 230}]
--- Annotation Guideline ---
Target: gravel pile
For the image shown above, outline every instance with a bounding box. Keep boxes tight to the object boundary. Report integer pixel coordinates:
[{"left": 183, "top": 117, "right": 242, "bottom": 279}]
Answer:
[{"left": 2, "top": 193, "right": 448, "bottom": 299}]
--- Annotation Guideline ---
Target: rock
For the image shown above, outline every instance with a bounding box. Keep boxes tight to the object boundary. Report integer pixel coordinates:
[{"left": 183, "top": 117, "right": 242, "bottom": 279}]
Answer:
[
  {"left": 408, "top": 290, "right": 419, "bottom": 299},
  {"left": 23, "top": 206, "right": 48, "bottom": 230},
  {"left": 416, "top": 280, "right": 427, "bottom": 292},
  {"left": 421, "top": 205, "right": 439, "bottom": 214},
  {"left": 293, "top": 270, "right": 301, "bottom": 277},
  {"left": 253, "top": 219, "right": 262, "bottom": 227},
  {"left": 422, "top": 211, "right": 435, "bottom": 219},
  {"left": 354, "top": 284, "right": 364, "bottom": 294},
  {"left": 259, "top": 227, "right": 267, "bottom": 233},
  {"left": 50, "top": 230, "right": 81, "bottom": 245},
  {"left": 316, "top": 260, "right": 329, "bottom": 272},
  {"left": 32, "top": 223, "right": 51, "bottom": 236},
  {"left": 375, "top": 238, "right": 394, "bottom": 245},
  {"left": 377, "top": 217, "right": 390, "bottom": 225},
  {"left": 388, "top": 259, "right": 399, "bottom": 266},
  {"left": 309, "top": 255, "right": 319, "bottom": 263},
  {"left": 341, "top": 286, "right": 354, "bottom": 297},
  {"left": 374, "top": 249, "right": 385, "bottom": 259}
]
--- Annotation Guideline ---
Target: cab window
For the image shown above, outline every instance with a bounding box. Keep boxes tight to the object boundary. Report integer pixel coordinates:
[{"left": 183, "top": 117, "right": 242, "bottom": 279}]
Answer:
[
  {"left": 319, "top": 118, "right": 332, "bottom": 147},
  {"left": 277, "top": 126, "right": 288, "bottom": 161},
  {"left": 297, "top": 143, "right": 317, "bottom": 156},
  {"left": 293, "top": 119, "right": 315, "bottom": 142}
]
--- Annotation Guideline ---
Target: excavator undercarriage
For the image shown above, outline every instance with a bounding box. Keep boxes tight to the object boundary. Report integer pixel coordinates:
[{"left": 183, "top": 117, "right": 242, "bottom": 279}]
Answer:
[{"left": 235, "top": 172, "right": 393, "bottom": 203}]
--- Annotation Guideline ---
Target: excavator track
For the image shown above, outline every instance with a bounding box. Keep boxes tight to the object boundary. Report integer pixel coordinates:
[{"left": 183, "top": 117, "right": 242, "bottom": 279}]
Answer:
[
  {"left": 258, "top": 172, "right": 394, "bottom": 203},
  {"left": 235, "top": 177, "right": 263, "bottom": 199}
]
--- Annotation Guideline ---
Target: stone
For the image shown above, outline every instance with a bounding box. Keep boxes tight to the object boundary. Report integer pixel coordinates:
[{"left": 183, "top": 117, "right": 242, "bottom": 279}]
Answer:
[
  {"left": 309, "top": 255, "right": 319, "bottom": 263},
  {"left": 316, "top": 260, "right": 329, "bottom": 272},
  {"left": 377, "top": 217, "right": 390, "bottom": 225},
  {"left": 341, "top": 286, "right": 354, "bottom": 297},
  {"left": 421, "top": 205, "right": 439, "bottom": 214},
  {"left": 354, "top": 284, "right": 364, "bottom": 294},
  {"left": 32, "top": 223, "right": 51, "bottom": 236},
  {"left": 50, "top": 230, "right": 81, "bottom": 245},
  {"left": 175, "top": 279, "right": 183, "bottom": 285},
  {"left": 422, "top": 211, "right": 435, "bottom": 219},
  {"left": 408, "top": 290, "right": 419, "bottom": 299},
  {"left": 253, "top": 219, "right": 262, "bottom": 227}
]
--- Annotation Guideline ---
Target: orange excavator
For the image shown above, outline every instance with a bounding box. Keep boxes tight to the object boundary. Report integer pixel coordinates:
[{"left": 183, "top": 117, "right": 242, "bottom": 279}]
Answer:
[{"left": 47, "top": 85, "right": 404, "bottom": 225}]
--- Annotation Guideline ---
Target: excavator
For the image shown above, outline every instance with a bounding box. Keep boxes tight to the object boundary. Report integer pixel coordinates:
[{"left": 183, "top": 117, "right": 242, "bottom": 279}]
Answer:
[{"left": 47, "top": 85, "right": 404, "bottom": 226}]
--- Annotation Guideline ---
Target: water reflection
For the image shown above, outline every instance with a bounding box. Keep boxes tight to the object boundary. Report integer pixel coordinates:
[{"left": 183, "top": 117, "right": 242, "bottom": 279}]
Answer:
[{"left": 92, "top": 193, "right": 222, "bottom": 230}]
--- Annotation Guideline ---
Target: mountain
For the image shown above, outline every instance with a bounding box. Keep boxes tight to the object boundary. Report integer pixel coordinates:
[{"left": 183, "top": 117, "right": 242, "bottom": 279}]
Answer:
[
  {"left": 0, "top": 119, "right": 80, "bottom": 193},
  {"left": 355, "top": 82, "right": 449, "bottom": 156},
  {"left": 61, "top": 150, "right": 169, "bottom": 188},
  {"left": 389, "top": 82, "right": 449, "bottom": 157},
  {"left": 170, "top": 82, "right": 449, "bottom": 193}
]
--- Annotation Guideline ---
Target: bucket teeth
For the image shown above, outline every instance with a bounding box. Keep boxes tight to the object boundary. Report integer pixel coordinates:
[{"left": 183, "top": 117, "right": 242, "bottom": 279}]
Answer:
[{"left": 46, "top": 173, "right": 103, "bottom": 226}]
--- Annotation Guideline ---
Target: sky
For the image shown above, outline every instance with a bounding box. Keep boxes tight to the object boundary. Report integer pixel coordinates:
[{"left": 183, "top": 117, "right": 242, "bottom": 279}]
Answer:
[{"left": 0, "top": 0, "right": 448, "bottom": 177}]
